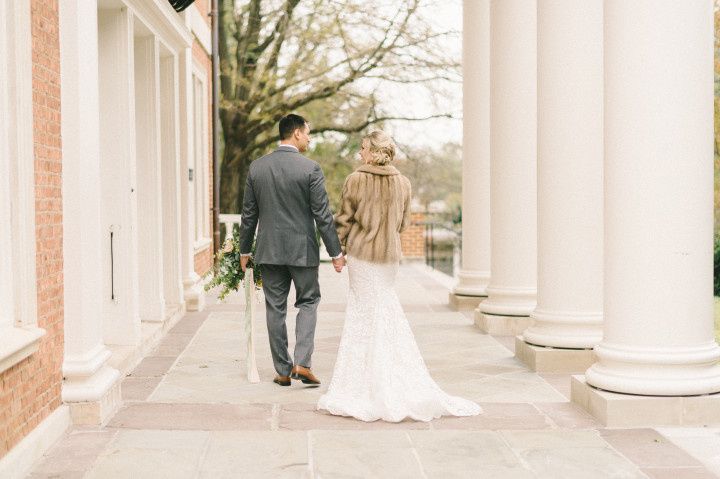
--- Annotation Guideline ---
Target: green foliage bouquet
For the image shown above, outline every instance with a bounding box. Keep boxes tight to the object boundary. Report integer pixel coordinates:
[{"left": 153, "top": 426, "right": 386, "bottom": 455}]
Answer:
[{"left": 204, "top": 227, "right": 263, "bottom": 300}]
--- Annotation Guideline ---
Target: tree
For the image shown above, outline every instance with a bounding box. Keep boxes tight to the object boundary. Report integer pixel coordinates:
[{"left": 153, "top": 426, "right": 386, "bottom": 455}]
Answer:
[
  {"left": 218, "top": 0, "right": 460, "bottom": 213},
  {"left": 399, "top": 141, "right": 461, "bottom": 212}
]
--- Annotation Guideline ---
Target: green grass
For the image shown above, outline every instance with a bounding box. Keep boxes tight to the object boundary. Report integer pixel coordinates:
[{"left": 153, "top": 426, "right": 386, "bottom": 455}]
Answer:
[{"left": 715, "top": 297, "right": 720, "bottom": 343}]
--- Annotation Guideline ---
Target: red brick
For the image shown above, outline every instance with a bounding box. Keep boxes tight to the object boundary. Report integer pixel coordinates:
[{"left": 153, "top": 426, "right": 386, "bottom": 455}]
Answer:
[
  {"left": 192, "top": 36, "right": 215, "bottom": 277},
  {"left": 0, "top": 0, "right": 63, "bottom": 459}
]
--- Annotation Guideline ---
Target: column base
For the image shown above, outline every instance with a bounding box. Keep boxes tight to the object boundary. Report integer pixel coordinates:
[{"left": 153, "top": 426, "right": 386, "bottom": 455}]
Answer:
[
  {"left": 586, "top": 341, "right": 720, "bottom": 396},
  {"left": 522, "top": 309, "right": 603, "bottom": 349},
  {"left": 448, "top": 293, "right": 485, "bottom": 311},
  {"left": 452, "top": 270, "right": 490, "bottom": 297},
  {"left": 140, "top": 300, "right": 167, "bottom": 323},
  {"left": 571, "top": 375, "right": 720, "bottom": 427},
  {"left": 183, "top": 274, "right": 206, "bottom": 312},
  {"left": 64, "top": 369, "right": 122, "bottom": 426},
  {"left": 62, "top": 346, "right": 121, "bottom": 423},
  {"left": 515, "top": 336, "right": 596, "bottom": 373},
  {"left": 476, "top": 286, "right": 536, "bottom": 319},
  {"left": 474, "top": 310, "right": 532, "bottom": 336}
]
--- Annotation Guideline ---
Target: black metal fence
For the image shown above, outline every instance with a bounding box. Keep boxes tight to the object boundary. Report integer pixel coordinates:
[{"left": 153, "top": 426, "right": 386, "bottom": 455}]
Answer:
[{"left": 422, "top": 213, "right": 461, "bottom": 277}]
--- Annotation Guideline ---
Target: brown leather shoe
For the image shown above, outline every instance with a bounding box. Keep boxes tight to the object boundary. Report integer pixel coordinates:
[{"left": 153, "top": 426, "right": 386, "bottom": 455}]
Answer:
[
  {"left": 273, "top": 375, "right": 291, "bottom": 387},
  {"left": 290, "top": 365, "right": 320, "bottom": 385}
]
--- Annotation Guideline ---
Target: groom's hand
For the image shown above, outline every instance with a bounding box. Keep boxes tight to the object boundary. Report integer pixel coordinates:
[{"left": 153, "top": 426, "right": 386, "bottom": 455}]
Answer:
[
  {"left": 240, "top": 255, "right": 249, "bottom": 272},
  {"left": 332, "top": 255, "right": 345, "bottom": 273}
]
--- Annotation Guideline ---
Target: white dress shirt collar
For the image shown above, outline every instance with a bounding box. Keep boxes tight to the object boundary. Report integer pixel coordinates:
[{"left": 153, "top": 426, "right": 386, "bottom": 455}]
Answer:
[{"left": 278, "top": 143, "right": 299, "bottom": 152}]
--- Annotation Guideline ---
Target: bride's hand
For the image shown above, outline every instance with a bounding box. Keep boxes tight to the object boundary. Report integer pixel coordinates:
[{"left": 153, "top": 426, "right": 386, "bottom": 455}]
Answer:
[{"left": 332, "top": 255, "right": 346, "bottom": 273}]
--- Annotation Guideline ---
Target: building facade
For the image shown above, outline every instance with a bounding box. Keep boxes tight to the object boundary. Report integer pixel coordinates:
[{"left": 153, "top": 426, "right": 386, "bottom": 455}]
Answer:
[
  {"left": 3, "top": 0, "right": 720, "bottom": 475},
  {"left": 0, "top": 0, "right": 214, "bottom": 473}
]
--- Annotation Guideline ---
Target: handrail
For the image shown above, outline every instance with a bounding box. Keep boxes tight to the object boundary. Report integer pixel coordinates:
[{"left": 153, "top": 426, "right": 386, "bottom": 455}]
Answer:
[
  {"left": 421, "top": 219, "right": 461, "bottom": 277},
  {"left": 219, "top": 214, "right": 242, "bottom": 242}
]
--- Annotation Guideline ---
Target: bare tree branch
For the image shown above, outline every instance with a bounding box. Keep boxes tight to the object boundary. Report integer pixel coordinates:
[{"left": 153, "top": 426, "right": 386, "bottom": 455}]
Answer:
[
  {"left": 251, "top": 0, "right": 301, "bottom": 100},
  {"left": 312, "top": 113, "right": 456, "bottom": 135}
]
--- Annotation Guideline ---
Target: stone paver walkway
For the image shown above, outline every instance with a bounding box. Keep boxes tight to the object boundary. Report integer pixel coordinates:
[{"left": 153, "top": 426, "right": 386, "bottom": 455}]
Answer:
[{"left": 27, "top": 263, "right": 720, "bottom": 478}]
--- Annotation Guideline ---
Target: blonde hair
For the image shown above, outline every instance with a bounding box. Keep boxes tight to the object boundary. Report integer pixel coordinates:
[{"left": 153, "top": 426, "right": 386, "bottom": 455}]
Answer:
[{"left": 362, "top": 130, "right": 396, "bottom": 166}]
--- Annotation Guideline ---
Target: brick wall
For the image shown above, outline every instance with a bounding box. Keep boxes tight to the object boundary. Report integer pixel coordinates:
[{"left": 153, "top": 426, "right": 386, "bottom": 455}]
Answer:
[
  {"left": 400, "top": 212, "right": 425, "bottom": 259},
  {"left": 192, "top": 36, "right": 214, "bottom": 277},
  {"left": 194, "top": 246, "right": 214, "bottom": 277},
  {"left": 0, "top": 0, "right": 64, "bottom": 458}
]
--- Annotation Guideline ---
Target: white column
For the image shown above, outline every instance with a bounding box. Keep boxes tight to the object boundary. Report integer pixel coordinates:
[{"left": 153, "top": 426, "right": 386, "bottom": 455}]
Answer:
[
  {"left": 134, "top": 35, "right": 166, "bottom": 323},
  {"left": 476, "top": 0, "right": 537, "bottom": 334},
  {"left": 452, "top": 0, "right": 490, "bottom": 301},
  {"left": 160, "top": 51, "right": 185, "bottom": 310},
  {"left": 98, "top": 7, "right": 141, "bottom": 346},
  {"left": 585, "top": 0, "right": 720, "bottom": 395},
  {"left": 178, "top": 47, "right": 205, "bottom": 311},
  {"left": 59, "top": 0, "right": 119, "bottom": 407},
  {"left": 522, "top": 0, "right": 603, "bottom": 349},
  {"left": 0, "top": 0, "right": 14, "bottom": 328}
]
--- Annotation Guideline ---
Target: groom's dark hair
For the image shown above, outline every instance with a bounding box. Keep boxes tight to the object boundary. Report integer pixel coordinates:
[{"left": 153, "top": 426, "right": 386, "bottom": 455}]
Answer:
[{"left": 279, "top": 114, "right": 307, "bottom": 140}]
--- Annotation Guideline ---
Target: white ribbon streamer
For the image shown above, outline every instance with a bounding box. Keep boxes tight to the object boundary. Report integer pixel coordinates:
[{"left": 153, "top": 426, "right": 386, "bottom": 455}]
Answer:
[{"left": 244, "top": 268, "right": 260, "bottom": 383}]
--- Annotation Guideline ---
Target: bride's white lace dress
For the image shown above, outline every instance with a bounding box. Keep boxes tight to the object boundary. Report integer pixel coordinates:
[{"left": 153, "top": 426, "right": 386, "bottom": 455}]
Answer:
[{"left": 317, "top": 256, "right": 482, "bottom": 422}]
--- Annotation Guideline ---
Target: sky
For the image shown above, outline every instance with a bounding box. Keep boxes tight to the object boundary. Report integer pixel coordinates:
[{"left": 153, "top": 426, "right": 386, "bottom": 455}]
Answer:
[{"left": 376, "top": 0, "right": 463, "bottom": 150}]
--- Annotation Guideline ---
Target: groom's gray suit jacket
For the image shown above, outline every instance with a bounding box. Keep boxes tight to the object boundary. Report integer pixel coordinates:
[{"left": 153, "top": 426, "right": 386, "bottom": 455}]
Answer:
[
  {"left": 238, "top": 145, "right": 342, "bottom": 265},
  {"left": 239, "top": 145, "right": 341, "bottom": 376}
]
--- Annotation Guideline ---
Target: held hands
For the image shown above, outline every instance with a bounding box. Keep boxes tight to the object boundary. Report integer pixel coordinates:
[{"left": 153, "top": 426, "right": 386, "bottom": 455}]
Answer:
[
  {"left": 332, "top": 255, "right": 346, "bottom": 273},
  {"left": 242, "top": 253, "right": 343, "bottom": 272}
]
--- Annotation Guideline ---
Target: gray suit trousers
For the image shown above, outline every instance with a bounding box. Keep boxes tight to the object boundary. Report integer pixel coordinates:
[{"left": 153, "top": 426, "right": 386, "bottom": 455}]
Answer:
[{"left": 261, "top": 264, "right": 320, "bottom": 376}]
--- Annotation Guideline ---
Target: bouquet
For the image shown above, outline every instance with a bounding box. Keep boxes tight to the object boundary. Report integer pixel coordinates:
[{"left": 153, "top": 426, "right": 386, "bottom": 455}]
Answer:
[{"left": 204, "top": 227, "right": 263, "bottom": 300}]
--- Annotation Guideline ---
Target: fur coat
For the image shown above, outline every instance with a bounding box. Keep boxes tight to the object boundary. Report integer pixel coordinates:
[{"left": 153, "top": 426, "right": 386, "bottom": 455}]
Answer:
[{"left": 335, "top": 164, "right": 412, "bottom": 263}]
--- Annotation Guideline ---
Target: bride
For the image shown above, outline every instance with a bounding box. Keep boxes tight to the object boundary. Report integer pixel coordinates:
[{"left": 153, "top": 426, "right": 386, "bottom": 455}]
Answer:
[{"left": 317, "top": 130, "right": 481, "bottom": 422}]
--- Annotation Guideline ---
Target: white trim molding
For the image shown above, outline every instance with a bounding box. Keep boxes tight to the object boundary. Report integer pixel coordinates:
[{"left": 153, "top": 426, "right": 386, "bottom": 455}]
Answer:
[
  {"left": 184, "top": 5, "right": 211, "bottom": 54},
  {"left": 194, "top": 237, "right": 212, "bottom": 252},
  {"left": 128, "top": 0, "right": 192, "bottom": 51},
  {"left": 0, "top": 0, "right": 44, "bottom": 375},
  {"left": 191, "top": 60, "right": 210, "bottom": 246},
  {"left": 99, "top": 0, "right": 192, "bottom": 53},
  {"left": 0, "top": 406, "right": 71, "bottom": 479},
  {"left": 0, "top": 327, "right": 45, "bottom": 374}
]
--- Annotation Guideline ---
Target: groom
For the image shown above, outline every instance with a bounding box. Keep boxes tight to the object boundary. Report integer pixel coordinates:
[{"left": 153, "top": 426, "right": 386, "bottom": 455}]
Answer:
[{"left": 238, "top": 114, "right": 345, "bottom": 387}]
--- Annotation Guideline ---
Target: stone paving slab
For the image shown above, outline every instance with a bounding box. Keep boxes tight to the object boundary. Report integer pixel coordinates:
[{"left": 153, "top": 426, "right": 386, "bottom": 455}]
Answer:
[
  {"left": 641, "top": 467, "right": 719, "bottom": 479},
  {"left": 533, "top": 402, "right": 600, "bottom": 429},
  {"left": 200, "top": 431, "right": 309, "bottom": 478},
  {"left": 537, "top": 372, "right": 573, "bottom": 399},
  {"left": 27, "top": 430, "right": 118, "bottom": 478},
  {"left": 655, "top": 428, "right": 720, "bottom": 476},
  {"left": 600, "top": 429, "right": 707, "bottom": 469},
  {"left": 310, "top": 430, "right": 424, "bottom": 478},
  {"left": 121, "top": 377, "right": 163, "bottom": 401},
  {"left": 85, "top": 430, "right": 209, "bottom": 479},
  {"left": 279, "top": 403, "right": 431, "bottom": 431},
  {"left": 517, "top": 446, "right": 646, "bottom": 478},
  {"left": 25, "top": 263, "right": 720, "bottom": 478},
  {"left": 107, "top": 403, "right": 273, "bottom": 430}
]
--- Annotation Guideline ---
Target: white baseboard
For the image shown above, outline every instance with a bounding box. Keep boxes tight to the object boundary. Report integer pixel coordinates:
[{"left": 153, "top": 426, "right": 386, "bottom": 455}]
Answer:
[{"left": 0, "top": 405, "right": 71, "bottom": 479}]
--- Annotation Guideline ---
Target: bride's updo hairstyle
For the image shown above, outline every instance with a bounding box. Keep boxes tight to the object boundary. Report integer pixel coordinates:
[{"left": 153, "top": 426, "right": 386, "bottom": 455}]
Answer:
[{"left": 363, "top": 130, "right": 396, "bottom": 166}]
